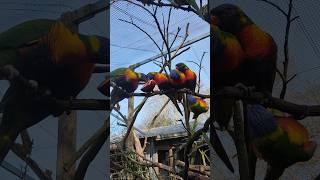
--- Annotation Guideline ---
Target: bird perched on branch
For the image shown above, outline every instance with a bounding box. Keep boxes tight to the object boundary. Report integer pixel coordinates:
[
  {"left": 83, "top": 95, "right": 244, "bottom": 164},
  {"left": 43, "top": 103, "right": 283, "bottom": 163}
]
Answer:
[
  {"left": 247, "top": 105, "right": 316, "bottom": 180},
  {"left": 170, "top": 69, "right": 186, "bottom": 102},
  {"left": 141, "top": 79, "right": 156, "bottom": 93},
  {"left": 211, "top": 3, "right": 277, "bottom": 93},
  {"left": 0, "top": 19, "right": 109, "bottom": 163},
  {"left": 186, "top": 94, "right": 208, "bottom": 119},
  {"left": 211, "top": 4, "right": 278, "bottom": 178},
  {"left": 210, "top": 17, "right": 245, "bottom": 130},
  {"left": 105, "top": 67, "right": 147, "bottom": 106},
  {"left": 175, "top": 63, "right": 197, "bottom": 92},
  {"left": 147, "top": 72, "right": 183, "bottom": 116}
]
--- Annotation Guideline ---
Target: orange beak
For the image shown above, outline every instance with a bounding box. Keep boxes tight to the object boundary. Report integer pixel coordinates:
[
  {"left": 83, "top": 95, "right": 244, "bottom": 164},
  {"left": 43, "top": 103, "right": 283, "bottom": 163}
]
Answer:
[{"left": 210, "top": 15, "right": 219, "bottom": 26}]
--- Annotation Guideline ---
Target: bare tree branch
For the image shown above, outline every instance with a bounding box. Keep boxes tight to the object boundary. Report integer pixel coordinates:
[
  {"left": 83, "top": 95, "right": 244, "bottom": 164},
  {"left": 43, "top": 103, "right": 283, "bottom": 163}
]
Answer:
[
  {"left": 149, "top": 99, "right": 170, "bottom": 127},
  {"left": 257, "top": 0, "right": 288, "bottom": 17},
  {"left": 73, "top": 118, "right": 110, "bottom": 180},
  {"left": 64, "top": 118, "right": 110, "bottom": 172}
]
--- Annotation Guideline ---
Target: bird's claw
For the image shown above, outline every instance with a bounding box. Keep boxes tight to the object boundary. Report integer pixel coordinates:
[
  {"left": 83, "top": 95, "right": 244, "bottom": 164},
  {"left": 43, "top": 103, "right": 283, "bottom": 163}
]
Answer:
[
  {"left": 2, "top": 65, "right": 19, "bottom": 80},
  {"left": 28, "top": 80, "right": 39, "bottom": 90},
  {"left": 235, "top": 83, "right": 256, "bottom": 98},
  {"left": 235, "top": 83, "right": 250, "bottom": 97}
]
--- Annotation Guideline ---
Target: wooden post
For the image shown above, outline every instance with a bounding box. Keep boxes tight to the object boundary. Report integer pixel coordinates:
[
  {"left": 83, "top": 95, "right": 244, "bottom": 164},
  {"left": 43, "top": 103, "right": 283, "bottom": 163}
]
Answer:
[
  {"left": 126, "top": 97, "right": 135, "bottom": 150},
  {"left": 169, "top": 146, "right": 174, "bottom": 178},
  {"left": 233, "top": 100, "right": 250, "bottom": 180},
  {"left": 151, "top": 139, "right": 159, "bottom": 174},
  {"left": 56, "top": 112, "right": 77, "bottom": 180}
]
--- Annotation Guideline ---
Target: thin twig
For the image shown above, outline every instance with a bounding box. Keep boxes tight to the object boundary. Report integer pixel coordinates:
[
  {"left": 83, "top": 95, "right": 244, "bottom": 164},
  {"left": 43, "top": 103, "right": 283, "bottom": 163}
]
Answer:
[{"left": 11, "top": 144, "right": 52, "bottom": 180}]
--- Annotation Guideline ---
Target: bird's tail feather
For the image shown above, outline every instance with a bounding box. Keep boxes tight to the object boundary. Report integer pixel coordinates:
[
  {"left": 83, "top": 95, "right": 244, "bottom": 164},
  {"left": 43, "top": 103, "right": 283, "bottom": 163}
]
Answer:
[
  {"left": 210, "top": 126, "right": 234, "bottom": 173},
  {"left": 214, "top": 99, "right": 234, "bottom": 129},
  {"left": 110, "top": 88, "right": 127, "bottom": 107},
  {"left": 168, "top": 95, "right": 183, "bottom": 116}
]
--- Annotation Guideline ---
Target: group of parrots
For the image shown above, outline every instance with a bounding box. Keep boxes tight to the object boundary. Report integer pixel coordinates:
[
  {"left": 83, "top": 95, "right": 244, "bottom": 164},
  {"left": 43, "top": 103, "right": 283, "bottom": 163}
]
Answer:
[
  {"left": 104, "top": 62, "right": 209, "bottom": 119},
  {"left": 211, "top": 3, "right": 316, "bottom": 180},
  {"left": 0, "top": 3, "right": 316, "bottom": 180}
]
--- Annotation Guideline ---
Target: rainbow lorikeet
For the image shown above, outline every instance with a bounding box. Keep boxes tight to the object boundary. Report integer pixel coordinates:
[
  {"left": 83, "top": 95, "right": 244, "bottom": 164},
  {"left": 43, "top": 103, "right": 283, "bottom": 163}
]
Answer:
[
  {"left": 170, "top": 69, "right": 186, "bottom": 102},
  {"left": 211, "top": 19, "right": 245, "bottom": 130},
  {"left": 0, "top": 19, "right": 108, "bottom": 162},
  {"left": 106, "top": 67, "right": 147, "bottom": 106},
  {"left": 170, "top": 69, "right": 186, "bottom": 90},
  {"left": 175, "top": 63, "right": 197, "bottom": 92},
  {"left": 211, "top": 5, "right": 278, "bottom": 178},
  {"left": 186, "top": 95, "right": 208, "bottom": 119},
  {"left": 211, "top": 4, "right": 277, "bottom": 93},
  {"left": 141, "top": 79, "right": 156, "bottom": 93},
  {"left": 247, "top": 105, "right": 316, "bottom": 180},
  {"left": 147, "top": 72, "right": 183, "bottom": 116}
]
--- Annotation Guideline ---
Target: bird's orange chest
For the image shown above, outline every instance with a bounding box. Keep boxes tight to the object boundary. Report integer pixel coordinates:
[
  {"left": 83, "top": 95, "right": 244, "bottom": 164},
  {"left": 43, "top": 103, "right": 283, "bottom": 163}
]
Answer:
[
  {"left": 185, "top": 70, "right": 196, "bottom": 80},
  {"left": 154, "top": 74, "right": 169, "bottom": 84},
  {"left": 238, "top": 25, "right": 275, "bottom": 60}
]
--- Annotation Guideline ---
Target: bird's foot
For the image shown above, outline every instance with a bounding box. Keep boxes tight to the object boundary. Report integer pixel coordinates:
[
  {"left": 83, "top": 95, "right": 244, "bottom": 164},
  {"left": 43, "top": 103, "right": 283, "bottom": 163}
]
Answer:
[
  {"left": 1, "top": 65, "right": 19, "bottom": 80},
  {"left": 115, "top": 103, "right": 121, "bottom": 111},
  {"left": 28, "top": 80, "right": 39, "bottom": 91},
  {"left": 235, "top": 83, "right": 255, "bottom": 98}
]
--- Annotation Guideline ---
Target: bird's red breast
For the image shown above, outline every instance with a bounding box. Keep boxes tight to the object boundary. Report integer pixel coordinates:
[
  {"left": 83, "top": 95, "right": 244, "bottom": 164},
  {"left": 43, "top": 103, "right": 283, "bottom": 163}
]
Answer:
[{"left": 141, "top": 79, "right": 156, "bottom": 92}]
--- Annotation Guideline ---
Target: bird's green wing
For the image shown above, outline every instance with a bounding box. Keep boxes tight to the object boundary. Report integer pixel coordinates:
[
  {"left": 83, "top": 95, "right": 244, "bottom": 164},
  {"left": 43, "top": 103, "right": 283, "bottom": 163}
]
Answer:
[{"left": 0, "top": 19, "right": 56, "bottom": 49}]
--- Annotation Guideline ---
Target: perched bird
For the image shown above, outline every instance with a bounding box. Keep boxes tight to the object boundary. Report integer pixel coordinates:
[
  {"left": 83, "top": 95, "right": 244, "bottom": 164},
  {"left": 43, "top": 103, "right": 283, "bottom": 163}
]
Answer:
[
  {"left": 186, "top": 95, "right": 208, "bottom": 119},
  {"left": 170, "top": 69, "right": 186, "bottom": 102},
  {"left": 0, "top": 19, "right": 109, "bottom": 162},
  {"left": 247, "top": 105, "right": 316, "bottom": 180},
  {"left": 211, "top": 20, "right": 245, "bottom": 130},
  {"left": 170, "top": 69, "right": 186, "bottom": 90},
  {"left": 108, "top": 68, "right": 147, "bottom": 106},
  {"left": 211, "top": 4, "right": 277, "bottom": 93},
  {"left": 147, "top": 72, "right": 183, "bottom": 116},
  {"left": 211, "top": 5, "right": 278, "bottom": 178},
  {"left": 141, "top": 79, "right": 156, "bottom": 93},
  {"left": 175, "top": 63, "right": 197, "bottom": 92}
]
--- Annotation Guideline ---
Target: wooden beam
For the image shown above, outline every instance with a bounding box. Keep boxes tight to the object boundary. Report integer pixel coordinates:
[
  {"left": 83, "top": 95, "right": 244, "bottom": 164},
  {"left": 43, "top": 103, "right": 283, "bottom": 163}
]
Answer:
[{"left": 56, "top": 112, "right": 77, "bottom": 180}]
